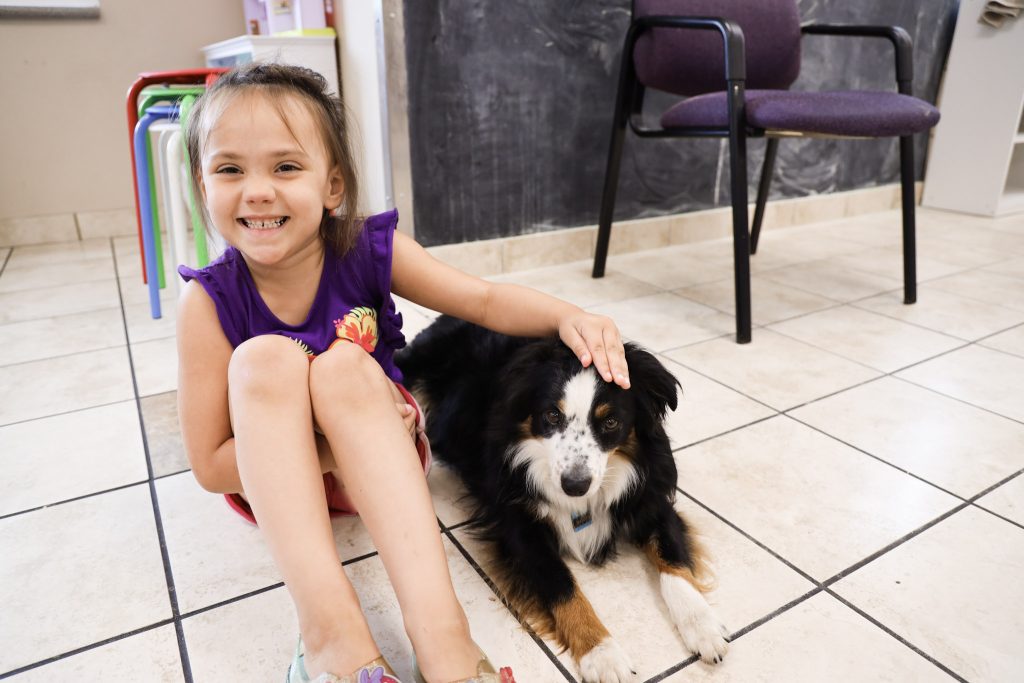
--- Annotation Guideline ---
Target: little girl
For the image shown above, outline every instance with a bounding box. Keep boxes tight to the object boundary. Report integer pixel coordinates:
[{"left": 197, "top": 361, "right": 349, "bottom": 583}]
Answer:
[{"left": 176, "top": 63, "right": 630, "bottom": 683}]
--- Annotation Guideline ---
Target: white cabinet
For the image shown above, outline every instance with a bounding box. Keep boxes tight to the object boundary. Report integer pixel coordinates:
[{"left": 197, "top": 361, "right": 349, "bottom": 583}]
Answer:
[
  {"left": 202, "top": 34, "right": 339, "bottom": 96},
  {"left": 922, "top": 0, "right": 1024, "bottom": 216}
]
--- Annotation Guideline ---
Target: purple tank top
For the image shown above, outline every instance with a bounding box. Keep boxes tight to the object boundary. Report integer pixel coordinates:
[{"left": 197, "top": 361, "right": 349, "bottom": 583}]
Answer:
[{"left": 178, "top": 209, "right": 407, "bottom": 382}]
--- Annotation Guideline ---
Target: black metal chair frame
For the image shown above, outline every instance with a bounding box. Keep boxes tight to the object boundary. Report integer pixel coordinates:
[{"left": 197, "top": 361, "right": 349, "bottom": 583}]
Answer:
[{"left": 591, "top": 14, "right": 919, "bottom": 344}]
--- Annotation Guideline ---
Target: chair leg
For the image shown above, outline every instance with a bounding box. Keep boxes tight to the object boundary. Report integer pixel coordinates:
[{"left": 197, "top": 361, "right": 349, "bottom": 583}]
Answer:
[
  {"left": 899, "top": 135, "right": 917, "bottom": 304},
  {"left": 727, "top": 85, "right": 752, "bottom": 344},
  {"left": 592, "top": 107, "right": 629, "bottom": 279},
  {"left": 750, "top": 137, "right": 779, "bottom": 255}
]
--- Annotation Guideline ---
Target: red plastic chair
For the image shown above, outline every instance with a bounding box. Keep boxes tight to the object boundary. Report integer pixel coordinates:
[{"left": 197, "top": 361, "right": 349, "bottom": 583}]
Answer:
[{"left": 126, "top": 69, "right": 227, "bottom": 282}]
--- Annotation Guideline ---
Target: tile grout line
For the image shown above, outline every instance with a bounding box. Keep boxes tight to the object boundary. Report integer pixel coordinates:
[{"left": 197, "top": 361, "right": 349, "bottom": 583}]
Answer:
[
  {"left": 0, "top": 247, "right": 12, "bottom": 277},
  {"left": 825, "top": 589, "right": 969, "bottom": 682},
  {"left": 440, "top": 526, "right": 578, "bottom": 681},
  {"left": 110, "top": 239, "right": 194, "bottom": 683}
]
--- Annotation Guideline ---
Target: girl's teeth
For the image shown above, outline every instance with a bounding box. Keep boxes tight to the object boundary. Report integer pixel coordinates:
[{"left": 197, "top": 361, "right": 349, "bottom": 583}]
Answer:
[{"left": 243, "top": 218, "right": 286, "bottom": 229}]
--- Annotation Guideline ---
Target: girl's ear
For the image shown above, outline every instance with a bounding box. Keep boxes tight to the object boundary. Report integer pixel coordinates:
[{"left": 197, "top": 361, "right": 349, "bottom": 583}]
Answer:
[{"left": 326, "top": 167, "right": 345, "bottom": 211}]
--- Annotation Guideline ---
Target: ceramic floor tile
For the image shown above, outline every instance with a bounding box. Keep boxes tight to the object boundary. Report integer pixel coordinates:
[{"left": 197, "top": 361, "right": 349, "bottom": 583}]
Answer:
[
  {"left": 767, "top": 306, "right": 963, "bottom": 373},
  {"left": 124, "top": 300, "right": 177, "bottom": 344},
  {"left": 747, "top": 232, "right": 877, "bottom": 273},
  {"left": 0, "top": 347, "right": 135, "bottom": 426},
  {"left": 0, "top": 401, "right": 148, "bottom": 516},
  {"left": 833, "top": 506, "right": 1024, "bottom": 683},
  {"left": 7, "top": 626, "right": 182, "bottom": 681},
  {"left": 790, "top": 377, "right": 1024, "bottom": 499},
  {"left": 829, "top": 246, "right": 972, "bottom": 282},
  {"left": 674, "top": 276, "right": 837, "bottom": 326},
  {"left": 661, "top": 356, "right": 776, "bottom": 449},
  {"left": 606, "top": 244, "right": 734, "bottom": 290},
  {"left": 979, "top": 323, "right": 1024, "bottom": 358},
  {"left": 186, "top": 538, "right": 563, "bottom": 681},
  {"left": 182, "top": 585, "right": 296, "bottom": 681},
  {"left": 975, "top": 474, "right": 1024, "bottom": 526},
  {"left": 0, "top": 306, "right": 125, "bottom": 366},
  {"left": 983, "top": 256, "right": 1024, "bottom": 279},
  {"left": 0, "top": 246, "right": 10, "bottom": 265},
  {"left": 132, "top": 336, "right": 179, "bottom": 397},
  {"left": 0, "top": 485, "right": 171, "bottom": 672},
  {"left": 758, "top": 259, "right": 903, "bottom": 302},
  {"left": 667, "top": 592, "right": 952, "bottom": 682},
  {"left": 896, "top": 345, "right": 1024, "bottom": 422},
  {"left": 4, "top": 238, "right": 112, "bottom": 270},
  {"left": 0, "top": 279, "right": 121, "bottom": 325},
  {"left": 0, "top": 256, "right": 116, "bottom": 293},
  {"left": 589, "top": 292, "right": 735, "bottom": 352},
  {"left": 453, "top": 492, "right": 814, "bottom": 682},
  {"left": 665, "top": 329, "right": 881, "bottom": 411},
  {"left": 927, "top": 220, "right": 1024, "bottom": 255},
  {"left": 140, "top": 391, "right": 189, "bottom": 478},
  {"left": 925, "top": 269, "right": 1024, "bottom": 312},
  {"left": 118, "top": 276, "right": 179, "bottom": 309},
  {"left": 672, "top": 496, "right": 817, "bottom": 637},
  {"left": 676, "top": 416, "right": 958, "bottom": 581},
  {"left": 853, "top": 288, "right": 1024, "bottom": 341},
  {"left": 157, "top": 472, "right": 377, "bottom": 613},
  {"left": 490, "top": 260, "right": 660, "bottom": 308},
  {"left": 783, "top": 213, "right": 903, "bottom": 248}
]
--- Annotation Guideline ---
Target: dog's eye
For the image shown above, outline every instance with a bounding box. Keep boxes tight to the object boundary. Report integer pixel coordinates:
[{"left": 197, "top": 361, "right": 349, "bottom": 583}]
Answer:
[
  {"left": 601, "top": 417, "right": 620, "bottom": 432},
  {"left": 544, "top": 410, "right": 563, "bottom": 426}
]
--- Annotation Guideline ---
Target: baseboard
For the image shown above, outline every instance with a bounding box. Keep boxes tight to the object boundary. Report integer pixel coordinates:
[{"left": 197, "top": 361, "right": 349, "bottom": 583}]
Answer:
[{"left": 428, "top": 183, "right": 914, "bottom": 277}]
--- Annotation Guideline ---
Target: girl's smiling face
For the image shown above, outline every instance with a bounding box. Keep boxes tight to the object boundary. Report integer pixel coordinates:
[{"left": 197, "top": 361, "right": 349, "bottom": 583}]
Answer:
[{"left": 199, "top": 92, "right": 344, "bottom": 270}]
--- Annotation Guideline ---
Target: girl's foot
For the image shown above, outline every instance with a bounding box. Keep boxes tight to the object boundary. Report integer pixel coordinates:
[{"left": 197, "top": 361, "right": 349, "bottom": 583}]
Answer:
[
  {"left": 411, "top": 645, "right": 516, "bottom": 683},
  {"left": 289, "top": 637, "right": 401, "bottom": 683}
]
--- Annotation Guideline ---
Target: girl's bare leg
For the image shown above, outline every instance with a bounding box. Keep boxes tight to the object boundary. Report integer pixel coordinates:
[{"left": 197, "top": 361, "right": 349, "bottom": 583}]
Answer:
[
  {"left": 310, "top": 343, "right": 481, "bottom": 682},
  {"left": 228, "top": 336, "right": 380, "bottom": 677}
]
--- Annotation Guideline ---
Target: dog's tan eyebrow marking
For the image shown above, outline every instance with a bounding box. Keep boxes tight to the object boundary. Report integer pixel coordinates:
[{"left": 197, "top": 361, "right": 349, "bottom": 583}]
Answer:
[
  {"left": 519, "top": 417, "right": 533, "bottom": 439},
  {"left": 551, "top": 582, "right": 611, "bottom": 657},
  {"left": 610, "top": 432, "right": 639, "bottom": 463},
  {"left": 594, "top": 403, "right": 612, "bottom": 419}
]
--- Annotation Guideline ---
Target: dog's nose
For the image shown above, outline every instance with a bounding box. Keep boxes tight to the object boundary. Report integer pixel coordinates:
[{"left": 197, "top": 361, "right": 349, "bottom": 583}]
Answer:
[{"left": 561, "top": 468, "right": 592, "bottom": 497}]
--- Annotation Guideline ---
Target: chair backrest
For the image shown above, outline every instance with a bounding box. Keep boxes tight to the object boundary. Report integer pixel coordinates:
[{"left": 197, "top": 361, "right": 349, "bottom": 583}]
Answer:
[{"left": 633, "top": 0, "right": 802, "bottom": 96}]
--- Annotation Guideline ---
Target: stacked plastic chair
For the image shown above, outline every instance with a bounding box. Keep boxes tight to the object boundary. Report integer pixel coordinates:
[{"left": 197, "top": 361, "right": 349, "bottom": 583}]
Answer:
[{"left": 127, "top": 69, "right": 227, "bottom": 318}]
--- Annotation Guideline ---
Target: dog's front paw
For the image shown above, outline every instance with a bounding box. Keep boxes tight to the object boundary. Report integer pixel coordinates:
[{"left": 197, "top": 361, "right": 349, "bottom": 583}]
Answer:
[
  {"left": 676, "top": 609, "right": 729, "bottom": 664},
  {"left": 660, "top": 574, "right": 729, "bottom": 664},
  {"left": 577, "top": 637, "right": 635, "bottom": 683}
]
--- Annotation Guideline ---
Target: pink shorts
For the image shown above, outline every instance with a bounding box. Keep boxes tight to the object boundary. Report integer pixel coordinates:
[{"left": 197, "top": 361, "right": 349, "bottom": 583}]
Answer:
[{"left": 224, "top": 382, "right": 432, "bottom": 525}]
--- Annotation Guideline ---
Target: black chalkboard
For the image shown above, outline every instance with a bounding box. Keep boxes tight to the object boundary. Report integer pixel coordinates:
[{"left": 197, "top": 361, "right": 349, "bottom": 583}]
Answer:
[{"left": 403, "top": 0, "right": 957, "bottom": 247}]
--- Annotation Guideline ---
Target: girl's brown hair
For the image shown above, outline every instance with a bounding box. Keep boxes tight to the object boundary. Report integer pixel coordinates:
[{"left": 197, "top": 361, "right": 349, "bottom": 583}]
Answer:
[{"left": 185, "top": 62, "right": 361, "bottom": 256}]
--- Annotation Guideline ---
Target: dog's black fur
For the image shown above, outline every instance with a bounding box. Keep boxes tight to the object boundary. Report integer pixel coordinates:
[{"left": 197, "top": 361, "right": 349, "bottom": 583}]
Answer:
[{"left": 396, "top": 316, "right": 727, "bottom": 679}]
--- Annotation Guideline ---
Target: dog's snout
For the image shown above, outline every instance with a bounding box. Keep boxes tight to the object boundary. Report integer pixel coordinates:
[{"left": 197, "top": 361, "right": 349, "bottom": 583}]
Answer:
[{"left": 560, "top": 467, "right": 592, "bottom": 497}]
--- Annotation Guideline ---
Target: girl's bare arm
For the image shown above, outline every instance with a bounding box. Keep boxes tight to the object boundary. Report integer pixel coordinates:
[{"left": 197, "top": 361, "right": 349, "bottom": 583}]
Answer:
[{"left": 390, "top": 232, "right": 630, "bottom": 388}]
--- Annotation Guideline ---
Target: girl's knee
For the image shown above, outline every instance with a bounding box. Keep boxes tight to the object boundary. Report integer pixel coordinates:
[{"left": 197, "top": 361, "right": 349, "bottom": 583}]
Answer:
[
  {"left": 229, "top": 335, "right": 310, "bottom": 396},
  {"left": 309, "top": 342, "right": 391, "bottom": 402}
]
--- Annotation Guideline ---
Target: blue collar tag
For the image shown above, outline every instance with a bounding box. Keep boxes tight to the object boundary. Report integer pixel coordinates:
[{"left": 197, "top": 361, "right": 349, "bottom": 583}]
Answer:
[{"left": 571, "top": 510, "right": 592, "bottom": 532}]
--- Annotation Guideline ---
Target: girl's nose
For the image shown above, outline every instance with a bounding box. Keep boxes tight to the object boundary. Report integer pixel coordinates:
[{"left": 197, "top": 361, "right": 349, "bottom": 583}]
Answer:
[{"left": 242, "top": 175, "right": 275, "bottom": 204}]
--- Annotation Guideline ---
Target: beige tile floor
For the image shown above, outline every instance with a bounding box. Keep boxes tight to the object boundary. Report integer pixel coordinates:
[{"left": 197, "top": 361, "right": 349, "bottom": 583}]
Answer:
[{"left": 1, "top": 207, "right": 1024, "bottom": 682}]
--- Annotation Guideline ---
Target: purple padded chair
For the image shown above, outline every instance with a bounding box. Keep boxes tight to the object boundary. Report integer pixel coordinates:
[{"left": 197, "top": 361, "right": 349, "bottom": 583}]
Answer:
[{"left": 591, "top": 0, "right": 941, "bottom": 344}]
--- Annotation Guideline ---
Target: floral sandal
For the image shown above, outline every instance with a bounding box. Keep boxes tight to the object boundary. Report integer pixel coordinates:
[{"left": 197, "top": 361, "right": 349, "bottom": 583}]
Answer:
[
  {"left": 411, "top": 645, "right": 515, "bottom": 683},
  {"left": 287, "top": 637, "right": 403, "bottom": 683}
]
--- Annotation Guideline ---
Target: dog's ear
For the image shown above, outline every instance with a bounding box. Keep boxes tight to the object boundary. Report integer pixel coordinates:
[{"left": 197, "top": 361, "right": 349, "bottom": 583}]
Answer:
[{"left": 625, "top": 343, "right": 681, "bottom": 425}]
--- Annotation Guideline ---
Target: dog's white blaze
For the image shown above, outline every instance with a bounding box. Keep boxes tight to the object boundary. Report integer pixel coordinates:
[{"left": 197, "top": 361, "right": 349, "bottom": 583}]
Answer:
[
  {"left": 660, "top": 573, "right": 729, "bottom": 663},
  {"left": 507, "top": 369, "right": 640, "bottom": 563}
]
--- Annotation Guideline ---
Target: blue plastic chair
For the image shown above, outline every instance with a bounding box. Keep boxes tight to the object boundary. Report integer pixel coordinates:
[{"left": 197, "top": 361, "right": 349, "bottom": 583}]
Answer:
[{"left": 133, "top": 104, "right": 180, "bottom": 319}]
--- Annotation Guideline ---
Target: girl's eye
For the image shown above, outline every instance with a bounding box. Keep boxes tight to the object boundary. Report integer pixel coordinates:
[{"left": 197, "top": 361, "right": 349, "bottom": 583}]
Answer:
[
  {"left": 601, "top": 417, "right": 619, "bottom": 432},
  {"left": 215, "top": 166, "right": 241, "bottom": 174},
  {"left": 544, "top": 410, "right": 563, "bottom": 426},
  {"left": 277, "top": 163, "right": 301, "bottom": 172}
]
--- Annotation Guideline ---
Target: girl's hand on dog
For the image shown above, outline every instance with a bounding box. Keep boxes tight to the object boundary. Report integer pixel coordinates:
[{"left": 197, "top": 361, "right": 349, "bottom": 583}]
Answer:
[{"left": 559, "top": 312, "right": 631, "bottom": 389}]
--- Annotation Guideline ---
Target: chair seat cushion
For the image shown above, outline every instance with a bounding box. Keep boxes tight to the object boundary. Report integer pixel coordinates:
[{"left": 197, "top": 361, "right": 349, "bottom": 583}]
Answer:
[{"left": 660, "top": 89, "right": 940, "bottom": 137}]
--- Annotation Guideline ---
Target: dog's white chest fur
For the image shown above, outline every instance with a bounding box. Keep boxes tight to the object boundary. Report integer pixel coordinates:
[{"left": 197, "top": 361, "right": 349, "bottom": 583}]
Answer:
[{"left": 539, "top": 501, "right": 615, "bottom": 563}]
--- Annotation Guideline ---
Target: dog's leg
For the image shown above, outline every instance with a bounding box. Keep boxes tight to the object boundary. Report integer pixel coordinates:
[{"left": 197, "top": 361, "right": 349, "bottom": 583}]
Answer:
[
  {"left": 643, "top": 504, "right": 729, "bottom": 664},
  {"left": 495, "top": 517, "right": 634, "bottom": 683}
]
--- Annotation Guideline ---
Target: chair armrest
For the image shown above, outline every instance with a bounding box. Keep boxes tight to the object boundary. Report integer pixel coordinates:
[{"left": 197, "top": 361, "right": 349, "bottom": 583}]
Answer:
[
  {"left": 801, "top": 23, "right": 913, "bottom": 93},
  {"left": 631, "top": 15, "right": 747, "bottom": 83}
]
